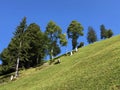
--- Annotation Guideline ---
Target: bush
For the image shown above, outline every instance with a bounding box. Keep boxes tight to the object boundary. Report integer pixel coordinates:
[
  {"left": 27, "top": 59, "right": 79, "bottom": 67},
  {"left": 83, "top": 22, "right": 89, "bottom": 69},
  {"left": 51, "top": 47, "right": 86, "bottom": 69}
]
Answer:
[
  {"left": 78, "top": 42, "right": 84, "bottom": 48},
  {"left": 0, "top": 65, "right": 15, "bottom": 75}
]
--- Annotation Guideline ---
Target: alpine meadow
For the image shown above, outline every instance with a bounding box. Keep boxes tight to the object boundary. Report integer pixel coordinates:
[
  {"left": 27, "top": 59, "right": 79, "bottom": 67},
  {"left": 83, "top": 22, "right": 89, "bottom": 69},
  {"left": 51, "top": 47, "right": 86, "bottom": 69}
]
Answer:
[
  {"left": 0, "top": 35, "right": 120, "bottom": 90},
  {"left": 1, "top": 1, "right": 120, "bottom": 90}
]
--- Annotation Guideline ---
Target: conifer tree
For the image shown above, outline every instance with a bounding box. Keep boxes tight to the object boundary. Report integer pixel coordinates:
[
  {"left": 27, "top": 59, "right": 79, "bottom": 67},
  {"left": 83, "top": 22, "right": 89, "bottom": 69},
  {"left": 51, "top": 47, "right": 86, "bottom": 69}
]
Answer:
[
  {"left": 107, "top": 29, "right": 113, "bottom": 38},
  {"left": 25, "top": 23, "right": 49, "bottom": 67},
  {"left": 100, "top": 24, "right": 107, "bottom": 39},
  {"left": 87, "top": 26, "right": 97, "bottom": 44},
  {"left": 13, "top": 17, "right": 27, "bottom": 77}
]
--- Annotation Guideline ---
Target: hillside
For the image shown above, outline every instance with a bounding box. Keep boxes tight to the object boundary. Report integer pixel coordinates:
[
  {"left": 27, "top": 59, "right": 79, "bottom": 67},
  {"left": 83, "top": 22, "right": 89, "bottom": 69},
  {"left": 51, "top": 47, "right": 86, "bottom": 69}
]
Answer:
[{"left": 0, "top": 35, "right": 120, "bottom": 90}]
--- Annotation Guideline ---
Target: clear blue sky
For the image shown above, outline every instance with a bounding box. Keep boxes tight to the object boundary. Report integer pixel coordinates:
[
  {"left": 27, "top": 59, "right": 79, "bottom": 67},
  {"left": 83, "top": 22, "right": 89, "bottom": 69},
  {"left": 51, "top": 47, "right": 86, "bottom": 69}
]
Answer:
[{"left": 0, "top": 0, "right": 120, "bottom": 64}]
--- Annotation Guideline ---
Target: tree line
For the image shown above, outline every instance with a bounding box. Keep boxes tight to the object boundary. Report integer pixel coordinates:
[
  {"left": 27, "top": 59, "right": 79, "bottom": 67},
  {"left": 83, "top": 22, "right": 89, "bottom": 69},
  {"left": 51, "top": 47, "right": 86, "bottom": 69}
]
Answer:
[
  {"left": 87, "top": 25, "right": 113, "bottom": 44},
  {"left": 0, "top": 17, "right": 113, "bottom": 76}
]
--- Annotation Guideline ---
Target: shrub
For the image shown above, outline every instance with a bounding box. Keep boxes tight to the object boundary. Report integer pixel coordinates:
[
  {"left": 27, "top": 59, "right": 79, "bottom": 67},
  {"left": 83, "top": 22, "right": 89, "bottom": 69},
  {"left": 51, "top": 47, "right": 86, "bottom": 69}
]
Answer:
[
  {"left": 78, "top": 42, "right": 84, "bottom": 48},
  {"left": 0, "top": 65, "right": 15, "bottom": 75}
]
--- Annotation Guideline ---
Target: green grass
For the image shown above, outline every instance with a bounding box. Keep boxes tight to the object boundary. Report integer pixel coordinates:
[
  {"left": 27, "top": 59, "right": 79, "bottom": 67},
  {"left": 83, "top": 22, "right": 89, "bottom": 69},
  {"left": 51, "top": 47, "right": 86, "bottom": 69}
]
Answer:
[{"left": 0, "top": 35, "right": 120, "bottom": 90}]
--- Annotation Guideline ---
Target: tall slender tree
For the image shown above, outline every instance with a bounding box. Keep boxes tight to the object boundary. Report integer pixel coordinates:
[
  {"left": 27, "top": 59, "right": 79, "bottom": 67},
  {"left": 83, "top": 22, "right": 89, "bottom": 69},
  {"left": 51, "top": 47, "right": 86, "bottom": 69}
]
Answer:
[
  {"left": 67, "top": 20, "right": 84, "bottom": 50},
  {"left": 45, "top": 21, "right": 67, "bottom": 60},
  {"left": 87, "top": 26, "right": 97, "bottom": 44},
  {"left": 100, "top": 24, "right": 107, "bottom": 39},
  {"left": 13, "top": 17, "right": 27, "bottom": 77}
]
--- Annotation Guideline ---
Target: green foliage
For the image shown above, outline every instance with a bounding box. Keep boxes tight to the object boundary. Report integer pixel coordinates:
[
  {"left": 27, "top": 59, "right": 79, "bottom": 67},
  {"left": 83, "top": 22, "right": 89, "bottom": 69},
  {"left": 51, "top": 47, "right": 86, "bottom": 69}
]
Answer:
[
  {"left": 9, "top": 17, "right": 27, "bottom": 77},
  {"left": 59, "top": 34, "right": 67, "bottom": 46},
  {"left": 107, "top": 29, "right": 114, "bottom": 38},
  {"left": 45, "top": 21, "right": 67, "bottom": 59},
  {"left": 45, "top": 21, "right": 62, "bottom": 41},
  {"left": 67, "top": 20, "right": 84, "bottom": 49},
  {"left": 14, "top": 17, "right": 27, "bottom": 39},
  {"left": 52, "top": 43, "right": 61, "bottom": 57},
  {"left": 0, "top": 17, "right": 28, "bottom": 76},
  {"left": 0, "top": 18, "right": 50, "bottom": 74},
  {"left": 24, "top": 23, "right": 48, "bottom": 67},
  {"left": 100, "top": 24, "right": 107, "bottom": 39},
  {"left": 0, "top": 35, "right": 120, "bottom": 90},
  {"left": 0, "top": 48, "right": 12, "bottom": 66},
  {"left": 100, "top": 24, "right": 114, "bottom": 39},
  {"left": 0, "top": 65, "right": 14, "bottom": 75},
  {"left": 87, "top": 26, "right": 97, "bottom": 44},
  {"left": 77, "top": 42, "right": 84, "bottom": 48},
  {"left": 11, "top": 17, "right": 28, "bottom": 62}
]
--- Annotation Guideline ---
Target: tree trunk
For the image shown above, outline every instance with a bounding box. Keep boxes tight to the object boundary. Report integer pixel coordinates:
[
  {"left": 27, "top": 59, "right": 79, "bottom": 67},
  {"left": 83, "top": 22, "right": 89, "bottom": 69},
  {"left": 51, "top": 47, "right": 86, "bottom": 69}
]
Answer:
[
  {"left": 72, "top": 38, "right": 77, "bottom": 50},
  {"left": 15, "top": 41, "right": 21, "bottom": 78},
  {"left": 36, "top": 54, "right": 40, "bottom": 65},
  {"left": 75, "top": 47, "right": 78, "bottom": 52},
  {"left": 15, "top": 57, "right": 19, "bottom": 78},
  {"left": 70, "top": 51, "right": 73, "bottom": 56},
  {"left": 50, "top": 49, "right": 53, "bottom": 60}
]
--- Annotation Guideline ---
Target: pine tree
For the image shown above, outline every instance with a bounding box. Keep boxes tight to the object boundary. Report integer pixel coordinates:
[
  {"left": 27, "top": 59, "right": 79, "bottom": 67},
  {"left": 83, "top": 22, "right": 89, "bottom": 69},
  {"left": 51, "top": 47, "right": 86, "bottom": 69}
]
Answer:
[
  {"left": 13, "top": 17, "right": 27, "bottom": 77},
  {"left": 25, "top": 23, "right": 49, "bottom": 67},
  {"left": 87, "top": 26, "right": 97, "bottom": 44},
  {"left": 107, "top": 29, "right": 113, "bottom": 38},
  {"left": 100, "top": 24, "right": 107, "bottom": 39}
]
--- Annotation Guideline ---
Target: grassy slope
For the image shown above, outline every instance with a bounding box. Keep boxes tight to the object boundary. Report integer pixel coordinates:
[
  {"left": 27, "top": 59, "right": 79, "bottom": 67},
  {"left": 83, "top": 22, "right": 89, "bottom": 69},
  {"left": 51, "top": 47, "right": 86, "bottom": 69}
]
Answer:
[{"left": 0, "top": 35, "right": 120, "bottom": 90}]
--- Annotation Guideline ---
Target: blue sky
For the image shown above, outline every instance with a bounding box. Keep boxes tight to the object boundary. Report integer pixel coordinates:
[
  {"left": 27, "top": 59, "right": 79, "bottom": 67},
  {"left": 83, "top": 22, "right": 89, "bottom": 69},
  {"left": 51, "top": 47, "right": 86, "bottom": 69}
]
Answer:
[{"left": 0, "top": 0, "right": 120, "bottom": 64}]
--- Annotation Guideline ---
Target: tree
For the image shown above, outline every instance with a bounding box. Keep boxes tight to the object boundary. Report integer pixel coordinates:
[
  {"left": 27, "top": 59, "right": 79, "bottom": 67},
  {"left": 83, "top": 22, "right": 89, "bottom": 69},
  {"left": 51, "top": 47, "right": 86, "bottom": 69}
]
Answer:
[
  {"left": 107, "top": 29, "right": 113, "bottom": 38},
  {"left": 0, "top": 48, "right": 11, "bottom": 66},
  {"left": 25, "top": 23, "right": 49, "bottom": 67},
  {"left": 45, "top": 21, "right": 67, "bottom": 60},
  {"left": 1, "top": 21, "right": 50, "bottom": 75},
  {"left": 0, "top": 31, "right": 29, "bottom": 75},
  {"left": 87, "top": 26, "right": 97, "bottom": 44},
  {"left": 59, "top": 34, "right": 67, "bottom": 46},
  {"left": 100, "top": 24, "right": 114, "bottom": 39},
  {"left": 67, "top": 20, "right": 84, "bottom": 50},
  {"left": 0, "top": 48, "right": 15, "bottom": 75},
  {"left": 100, "top": 24, "right": 107, "bottom": 39},
  {"left": 52, "top": 42, "right": 61, "bottom": 57},
  {"left": 13, "top": 17, "right": 27, "bottom": 77}
]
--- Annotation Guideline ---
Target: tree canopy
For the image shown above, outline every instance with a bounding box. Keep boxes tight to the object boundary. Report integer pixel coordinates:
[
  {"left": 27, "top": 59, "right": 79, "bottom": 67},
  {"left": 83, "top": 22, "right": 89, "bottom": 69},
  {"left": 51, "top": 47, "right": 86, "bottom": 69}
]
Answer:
[
  {"left": 100, "top": 24, "right": 113, "bottom": 39},
  {"left": 45, "top": 21, "right": 67, "bottom": 59},
  {"left": 67, "top": 20, "right": 84, "bottom": 50}
]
